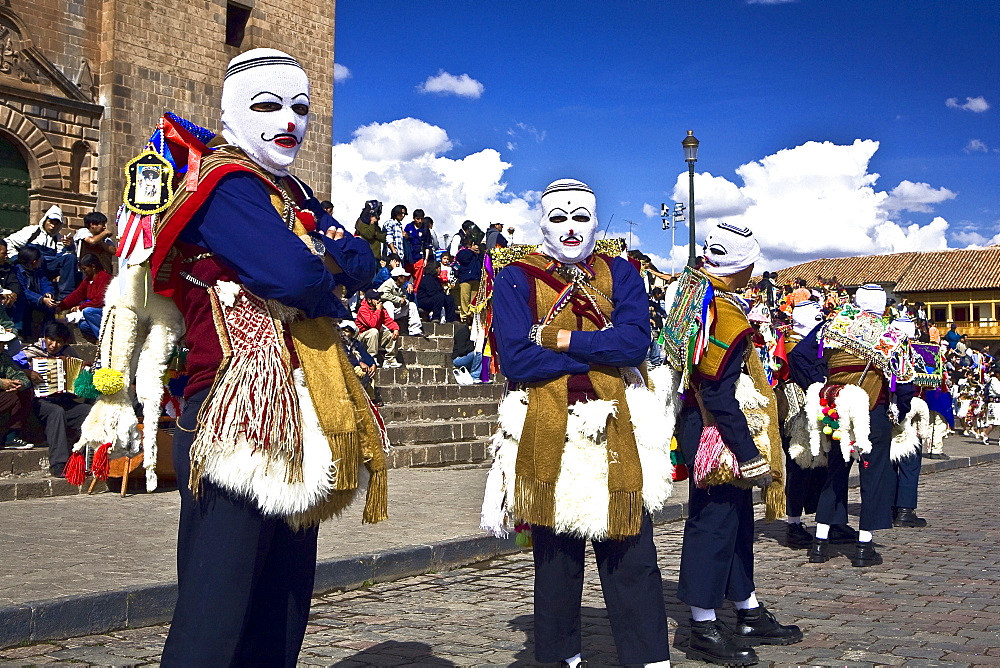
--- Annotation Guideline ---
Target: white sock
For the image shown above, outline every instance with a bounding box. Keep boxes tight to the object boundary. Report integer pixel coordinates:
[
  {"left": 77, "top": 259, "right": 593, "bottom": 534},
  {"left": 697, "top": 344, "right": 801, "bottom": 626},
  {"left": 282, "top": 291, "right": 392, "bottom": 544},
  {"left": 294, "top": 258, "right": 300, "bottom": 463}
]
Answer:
[
  {"left": 859, "top": 530, "right": 874, "bottom": 543},
  {"left": 734, "top": 591, "right": 760, "bottom": 610},
  {"left": 644, "top": 662, "right": 671, "bottom": 667},
  {"left": 691, "top": 606, "right": 716, "bottom": 622},
  {"left": 815, "top": 522, "right": 830, "bottom": 540},
  {"left": 786, "top": 516, "right": 801, "bottom": 525},
  {"left": 562, "top": 654, "right": 582, "bottom": 668}
]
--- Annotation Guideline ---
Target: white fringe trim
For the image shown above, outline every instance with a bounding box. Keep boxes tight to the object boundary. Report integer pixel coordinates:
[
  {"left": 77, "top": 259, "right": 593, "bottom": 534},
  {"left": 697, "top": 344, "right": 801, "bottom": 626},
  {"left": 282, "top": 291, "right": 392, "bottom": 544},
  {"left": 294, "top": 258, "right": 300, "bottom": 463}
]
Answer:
[
  {"left": 480, "top": 383, "right": 673, "bottom": 540},
  {"left": 804, "top": 381, "right": 872, "bottom": 466},
  {"left": 890, "top": 396, "right": 929, "bottom": 462},
  {"left": 199, "top": 368, "right": 338, "bottom": 519}
]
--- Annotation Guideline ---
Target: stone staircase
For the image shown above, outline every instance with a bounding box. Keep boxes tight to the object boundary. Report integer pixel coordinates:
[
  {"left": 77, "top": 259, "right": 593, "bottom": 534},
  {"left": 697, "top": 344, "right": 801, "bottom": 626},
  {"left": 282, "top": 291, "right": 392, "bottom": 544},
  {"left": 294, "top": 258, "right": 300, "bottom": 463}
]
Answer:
[
  {"left": 379, "top": 321, "right": 502, "bottom": 468},
  {"left": 0, "top": 321, "right": 502, "bottom": 500}
]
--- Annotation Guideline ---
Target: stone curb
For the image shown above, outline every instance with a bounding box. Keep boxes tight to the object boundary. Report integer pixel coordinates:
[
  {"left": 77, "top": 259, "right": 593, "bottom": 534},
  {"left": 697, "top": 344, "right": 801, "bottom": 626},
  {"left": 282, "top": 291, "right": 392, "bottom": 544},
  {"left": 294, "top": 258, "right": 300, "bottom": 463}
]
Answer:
[{"left": 1, "top": 451, "right": 996, "bottom": 649}]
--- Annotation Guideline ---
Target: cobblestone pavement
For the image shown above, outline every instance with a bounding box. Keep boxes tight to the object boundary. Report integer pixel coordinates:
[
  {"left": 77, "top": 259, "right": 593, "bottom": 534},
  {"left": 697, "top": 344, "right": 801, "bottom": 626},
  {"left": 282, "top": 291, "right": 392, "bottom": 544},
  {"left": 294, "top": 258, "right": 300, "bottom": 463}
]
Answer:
[{"left": 3, "top": 459, "right": 999, "bottom": 667}]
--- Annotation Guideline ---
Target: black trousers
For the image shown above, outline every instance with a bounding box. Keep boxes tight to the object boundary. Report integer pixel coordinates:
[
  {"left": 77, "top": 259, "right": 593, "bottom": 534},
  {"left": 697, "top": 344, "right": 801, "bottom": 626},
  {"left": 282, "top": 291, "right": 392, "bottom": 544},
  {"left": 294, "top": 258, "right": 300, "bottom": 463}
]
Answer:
[
  {"left": 161, "top": 391, "right": 319, "bottom": 668},
  {"left": 37, "top": 394, "right": 91, "bottom": 473},
  {"left": 894, "top": 448, "right": 921, "bottom": 509},
  {"left": 532, "top": 513, "right": 670, "bottom": 665},
  {"left": 783, "top": 436, "right": 823, "bottom": 517},
  {"left": 677, "top": 408, "right": 755, "bottom": 610},
  {"left": 816, "top": 406, "right": 895, "bottom": 532}
]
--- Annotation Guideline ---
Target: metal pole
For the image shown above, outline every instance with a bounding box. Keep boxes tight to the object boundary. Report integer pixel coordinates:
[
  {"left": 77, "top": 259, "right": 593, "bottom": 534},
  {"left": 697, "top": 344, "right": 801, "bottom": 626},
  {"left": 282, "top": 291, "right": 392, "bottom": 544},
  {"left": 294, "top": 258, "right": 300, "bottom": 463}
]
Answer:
[{"left": 686, "top": 162, "right": 697, "bottom": 267}]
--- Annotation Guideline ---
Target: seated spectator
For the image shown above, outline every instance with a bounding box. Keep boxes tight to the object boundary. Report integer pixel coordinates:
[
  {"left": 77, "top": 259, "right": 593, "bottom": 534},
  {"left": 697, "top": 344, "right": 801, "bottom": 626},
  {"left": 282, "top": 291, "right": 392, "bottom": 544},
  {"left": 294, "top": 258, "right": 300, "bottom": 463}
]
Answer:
[
  {"left": 4, "top": 205, "right": 78, "bottom": 299},
  {"left": 378, "top": 266, "right": 424, "bottom": 336},
  {"left": 58, "top": 254, "right": 111, "bottom": 342},
  {"left": 11, "top": 246, "right": 57, "bottom": 340},
  {"left": 455, "top": 241, "right": 483, "bottom": 322},
  {"left": 372, "top": 254, "right": 400, "bottom": 290},
  {"left": 339, "top": 319, "right": 380, "bottom": 402},
  {"left": 72, "top": 212, "right": 116, "bottom": 275},
  {"left": 14, "top": 322, "right": 90, "bottom": 477},
  {"left": 0, "top": 337, "right": 34, "bottom": 449},
  {"left": 416, "top": 258, "right": 457, "bottom": 324},
  {"left": 0, "top": 239, "right": 22, "bottom": 332},
  {"left": 452, "top": 322, "right": 485, "bottom": 383},
  {"left": 356, "top": 289, "right": 401, "bottom": 368}
]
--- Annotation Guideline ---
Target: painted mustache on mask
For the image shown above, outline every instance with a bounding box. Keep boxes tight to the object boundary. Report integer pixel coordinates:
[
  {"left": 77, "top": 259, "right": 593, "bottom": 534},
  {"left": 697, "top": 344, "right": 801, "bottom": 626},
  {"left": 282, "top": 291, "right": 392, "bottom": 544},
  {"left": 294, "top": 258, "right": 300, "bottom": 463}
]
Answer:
[
  {"left": 560, "top": 233, "right": 583, "bottom": 246},
  {"left": 261, "top": 132, "right": 300, "bottom": 148}
]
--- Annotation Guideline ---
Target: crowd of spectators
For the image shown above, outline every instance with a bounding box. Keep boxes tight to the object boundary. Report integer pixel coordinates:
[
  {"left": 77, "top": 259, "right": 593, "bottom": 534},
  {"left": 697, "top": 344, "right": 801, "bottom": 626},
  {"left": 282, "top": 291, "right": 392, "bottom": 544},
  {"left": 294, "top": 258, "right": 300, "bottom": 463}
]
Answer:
[
  {"left": 344, "top": 200, "right": 512, "bottom": 386},
  {"left": 0, "top": 207, "right": 115, "bottom": 475}
]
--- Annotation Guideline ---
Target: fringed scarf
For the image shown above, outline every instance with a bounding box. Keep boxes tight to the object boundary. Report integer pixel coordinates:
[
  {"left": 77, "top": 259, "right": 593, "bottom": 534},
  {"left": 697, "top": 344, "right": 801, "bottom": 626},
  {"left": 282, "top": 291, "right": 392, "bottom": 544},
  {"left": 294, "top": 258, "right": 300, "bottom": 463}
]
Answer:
[
  {"left": 511, "top": 254, "right": 644, "bottom": 540},
  {"left": 290, "top": 316, "right": 387, "bottom": 524}
]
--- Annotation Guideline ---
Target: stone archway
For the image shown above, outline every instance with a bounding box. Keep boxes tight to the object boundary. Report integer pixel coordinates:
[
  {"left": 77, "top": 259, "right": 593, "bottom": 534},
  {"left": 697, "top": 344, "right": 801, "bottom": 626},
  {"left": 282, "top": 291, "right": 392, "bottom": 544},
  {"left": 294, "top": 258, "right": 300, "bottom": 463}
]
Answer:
[{"left": 0, "top": 105, "right": 65, "bottom": 192}]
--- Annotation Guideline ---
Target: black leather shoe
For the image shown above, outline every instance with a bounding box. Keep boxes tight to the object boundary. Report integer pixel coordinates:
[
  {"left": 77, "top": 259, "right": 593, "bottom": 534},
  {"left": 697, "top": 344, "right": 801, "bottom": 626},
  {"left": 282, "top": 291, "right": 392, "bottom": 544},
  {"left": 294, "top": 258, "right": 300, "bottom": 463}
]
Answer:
[
  {"left": 851, "top": 541, "right": 883, "bottom": 567},
  {"left": 893, "top": 507, "right": 928, "bottom": 527},
  {"left": 807, "top": 537, "right": 830, "bottom": 563},
  {"left": 687, "top": 619, "right": 758, "bottom": 666},
  {"left": 785, "top": 522, "right": 812, "bottom": 549},
  {"left": 733, "top": 606, "right": 804, "bottom": 646},
  {"left": 829, "top": 523, "right": 859, "bottom": 544}
]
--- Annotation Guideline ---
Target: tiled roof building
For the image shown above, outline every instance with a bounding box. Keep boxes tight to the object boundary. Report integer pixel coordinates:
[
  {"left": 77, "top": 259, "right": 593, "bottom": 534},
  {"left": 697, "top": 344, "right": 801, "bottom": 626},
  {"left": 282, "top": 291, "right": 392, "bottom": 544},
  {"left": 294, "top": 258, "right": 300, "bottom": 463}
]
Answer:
[{"left": 774, "top": 247, "right": 1000, "bottom": 343}]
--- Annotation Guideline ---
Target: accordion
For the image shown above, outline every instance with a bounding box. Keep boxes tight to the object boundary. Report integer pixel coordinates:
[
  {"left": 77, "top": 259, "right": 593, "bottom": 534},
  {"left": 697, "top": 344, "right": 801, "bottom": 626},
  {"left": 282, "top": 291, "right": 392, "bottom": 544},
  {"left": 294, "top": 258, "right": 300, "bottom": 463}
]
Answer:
[{"left": 31, "top": 357, "right": 84, "bottom": 397}]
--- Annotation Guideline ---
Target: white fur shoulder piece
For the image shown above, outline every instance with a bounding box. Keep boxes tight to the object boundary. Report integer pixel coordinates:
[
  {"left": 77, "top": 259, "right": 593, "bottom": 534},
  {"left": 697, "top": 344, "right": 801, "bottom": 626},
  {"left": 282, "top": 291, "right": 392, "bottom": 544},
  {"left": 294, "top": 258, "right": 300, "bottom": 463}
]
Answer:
[
  {"left": 215, "top": 280, "right": 241, "bottom": 308},
  {"left": 890, "top": 396, "right": 929, "bottom": 462},
  {"left": 481, "top": 383, "right": 673, "bottom": 541}
]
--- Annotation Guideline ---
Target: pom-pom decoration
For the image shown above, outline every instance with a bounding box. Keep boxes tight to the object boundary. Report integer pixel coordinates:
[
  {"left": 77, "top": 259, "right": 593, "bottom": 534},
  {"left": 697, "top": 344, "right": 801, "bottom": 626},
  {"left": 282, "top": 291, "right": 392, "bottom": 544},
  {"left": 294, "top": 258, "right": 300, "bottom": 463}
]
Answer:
[
  {"left": 832, "top": 430, "right": 843, "bottom": 440},
  {"left": 93, "top": 367, "right": 126, "bottom": 395},
  {"left": 91, "top": 443, "right": 111, "bottom": 481},
  {"left": 514, "top": 522, "right": 533, "bottom": 548},
  {"left": 64, "top": 452, "right": 86, "bottom": 486},
  {"left": 72, "top": 368, "right": 101, "bottom": 400},
  {"left": 823, "top": 426, "right": 833, "bottom": 435}
]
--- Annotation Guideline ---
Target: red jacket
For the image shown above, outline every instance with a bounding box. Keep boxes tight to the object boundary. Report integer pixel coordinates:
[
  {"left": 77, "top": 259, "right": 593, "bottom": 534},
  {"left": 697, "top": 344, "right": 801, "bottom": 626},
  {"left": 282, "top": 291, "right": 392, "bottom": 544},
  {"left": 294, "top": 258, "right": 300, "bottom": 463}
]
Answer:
[
  {"left": 60, "top": 269, "right": 112, "bottom": 310},
  {"left": 355, "top": 300, "right": 398, "bottom": 333}
]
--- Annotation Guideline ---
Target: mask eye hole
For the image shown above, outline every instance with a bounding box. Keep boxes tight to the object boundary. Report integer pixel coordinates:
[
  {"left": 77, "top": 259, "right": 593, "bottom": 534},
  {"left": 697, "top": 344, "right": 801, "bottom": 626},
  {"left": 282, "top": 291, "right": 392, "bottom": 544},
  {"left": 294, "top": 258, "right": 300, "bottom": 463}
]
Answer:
[
  {"left": 571, "top": 214, "right": 591, "bottom": 223},
  {"left": 548, "top": 215, "right": 568, "bottom": 223},
  {"left": 291, "top": 103, "right": 309, "bottom": 116},
  {"left": 249, "top": 101, "right": 282, "bottom": 112}
]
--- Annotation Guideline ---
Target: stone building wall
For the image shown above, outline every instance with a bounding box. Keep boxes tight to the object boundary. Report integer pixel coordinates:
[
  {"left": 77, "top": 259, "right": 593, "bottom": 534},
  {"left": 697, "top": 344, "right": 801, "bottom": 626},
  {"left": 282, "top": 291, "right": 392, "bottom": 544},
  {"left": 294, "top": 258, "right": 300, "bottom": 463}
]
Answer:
[{"left": 95, "top": 0, "right": 335, "bottom": 209}]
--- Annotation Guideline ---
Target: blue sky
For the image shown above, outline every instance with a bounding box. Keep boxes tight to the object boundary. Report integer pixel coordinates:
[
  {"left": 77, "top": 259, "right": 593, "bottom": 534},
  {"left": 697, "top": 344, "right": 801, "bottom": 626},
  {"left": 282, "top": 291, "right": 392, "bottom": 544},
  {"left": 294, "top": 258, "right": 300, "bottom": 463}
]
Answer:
[{"left": 329, "top": 0, "right": 999, "bottom": 270}]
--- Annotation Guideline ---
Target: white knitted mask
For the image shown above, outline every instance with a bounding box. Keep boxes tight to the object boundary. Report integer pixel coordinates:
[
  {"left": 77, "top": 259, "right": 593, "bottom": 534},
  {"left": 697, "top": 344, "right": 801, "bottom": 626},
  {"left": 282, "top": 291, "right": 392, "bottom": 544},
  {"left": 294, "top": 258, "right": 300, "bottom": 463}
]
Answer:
[
  {"left": 221, "top": 49, "right": 309, "bottom": 176},
  {"left": 792, "top": 300, "right": 823, "bottom": 337},
  {"left": 891, "top": 317, "right": 916, "bottom": 339},
  {"left": 701, "top": 223, "right": 761, "bottom": 277},
  {"left": 539, "top": 179, "right": 598, "bottom": 264},
  {"left": 854, "top": 284, "right": 887, "bottom": 315}
]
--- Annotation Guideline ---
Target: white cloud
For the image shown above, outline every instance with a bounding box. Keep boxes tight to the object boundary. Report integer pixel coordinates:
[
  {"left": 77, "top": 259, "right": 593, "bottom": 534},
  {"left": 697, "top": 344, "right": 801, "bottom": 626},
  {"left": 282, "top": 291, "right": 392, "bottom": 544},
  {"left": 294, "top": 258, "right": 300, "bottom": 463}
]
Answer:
[
  {"left": 669, "top": 139, "right": 953, "bottom": 269},
  {"left": 333, "top": 63, "right": 351, "bottom": 83},
  {"left": 417, "top": 70, "right": 484, "bottom": 99},
  {"left": 946, "top": 96, "right": 990, "bottom": 113},
  {"left": 350, "top": 117, "right": 453, "bottom": 161},
  {"left": 952, "top": 229, "right": 987, "bottom": 246},
  {"left": 642, "top": 203, "right": 657, "bottom": 218},
  {"left": 964, "top": 139, "right": 989, "bottom": 153},
  {"left": 330, "top": 118, "right": 540, "bottom": 243},
  {"left": 881, "top": 180, "right": 956, "bottom": 213}
]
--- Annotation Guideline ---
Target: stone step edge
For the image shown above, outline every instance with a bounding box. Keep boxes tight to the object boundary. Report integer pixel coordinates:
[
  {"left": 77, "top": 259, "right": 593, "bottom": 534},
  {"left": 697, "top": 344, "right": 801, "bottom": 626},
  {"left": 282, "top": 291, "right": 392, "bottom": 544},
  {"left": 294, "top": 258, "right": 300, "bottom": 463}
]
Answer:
[{"left": 1, "top": 452, "right": 997, "bottom": 648}]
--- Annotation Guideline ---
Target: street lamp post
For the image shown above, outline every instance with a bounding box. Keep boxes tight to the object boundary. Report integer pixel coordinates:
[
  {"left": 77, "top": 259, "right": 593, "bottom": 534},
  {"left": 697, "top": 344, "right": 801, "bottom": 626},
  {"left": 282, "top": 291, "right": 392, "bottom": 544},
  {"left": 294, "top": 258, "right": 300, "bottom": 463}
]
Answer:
[{"left": 682, "top": 130, "right": 699, "bottom": 267}]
